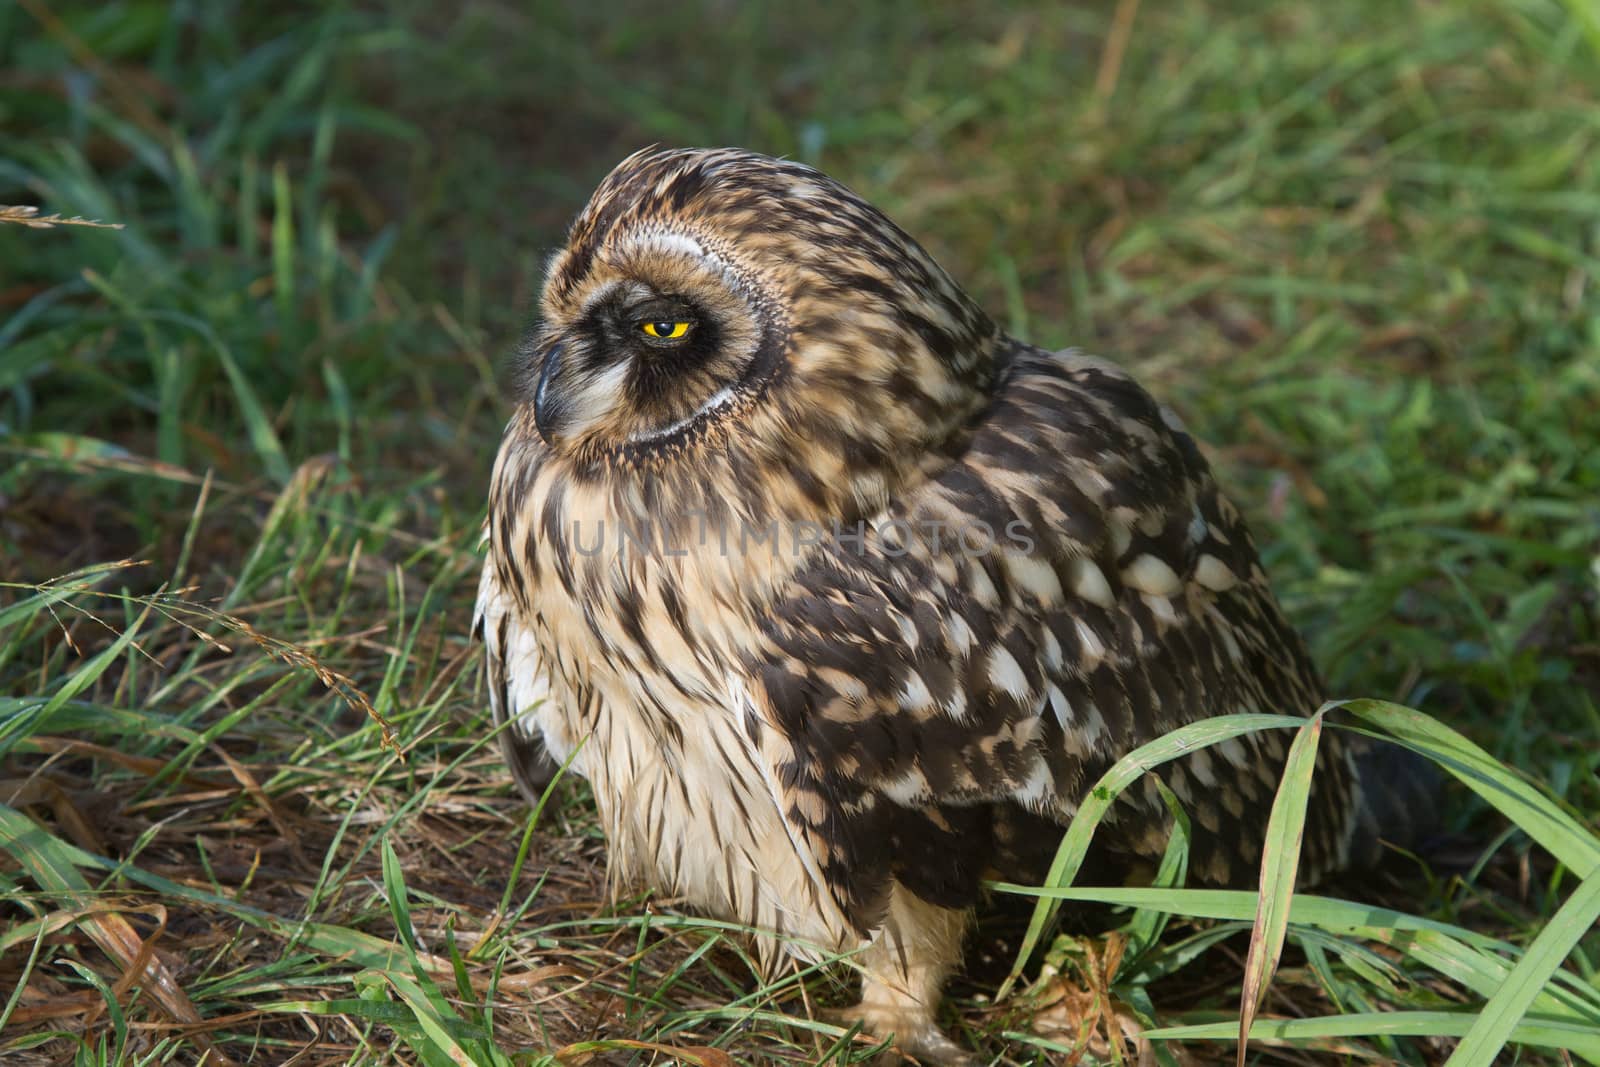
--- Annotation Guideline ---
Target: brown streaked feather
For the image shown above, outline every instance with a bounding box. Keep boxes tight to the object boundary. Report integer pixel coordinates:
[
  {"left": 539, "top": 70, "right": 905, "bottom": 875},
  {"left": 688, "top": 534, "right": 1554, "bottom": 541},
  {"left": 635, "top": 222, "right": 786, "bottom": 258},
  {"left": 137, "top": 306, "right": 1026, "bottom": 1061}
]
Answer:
[{"left": 744, "top": 342, "right": 1358, "bottom": 927}]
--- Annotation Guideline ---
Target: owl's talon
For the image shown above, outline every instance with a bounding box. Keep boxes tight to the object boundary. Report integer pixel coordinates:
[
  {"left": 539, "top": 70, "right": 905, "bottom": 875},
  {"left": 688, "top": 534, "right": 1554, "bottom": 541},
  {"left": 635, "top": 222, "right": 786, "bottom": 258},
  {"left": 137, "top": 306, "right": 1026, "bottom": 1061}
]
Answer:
[{"left": 831, "top": 1002, "right": 976, "bottom": 1067}]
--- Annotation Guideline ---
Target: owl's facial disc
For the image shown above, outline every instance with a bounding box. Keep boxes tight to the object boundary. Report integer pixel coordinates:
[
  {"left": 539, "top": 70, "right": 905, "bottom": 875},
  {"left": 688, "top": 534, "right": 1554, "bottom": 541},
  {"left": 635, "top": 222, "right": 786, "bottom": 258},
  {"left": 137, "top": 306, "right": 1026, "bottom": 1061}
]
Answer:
[{"left": 531, "top": 239, "right": 771, "bottom": 452}]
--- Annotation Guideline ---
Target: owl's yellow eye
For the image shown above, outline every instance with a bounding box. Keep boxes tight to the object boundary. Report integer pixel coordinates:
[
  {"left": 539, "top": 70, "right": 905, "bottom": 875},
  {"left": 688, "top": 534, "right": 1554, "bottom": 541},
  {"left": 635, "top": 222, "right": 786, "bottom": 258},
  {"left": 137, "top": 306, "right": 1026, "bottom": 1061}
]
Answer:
[{"left": 641, "top": 320, "right": 691, "bottom": 341}]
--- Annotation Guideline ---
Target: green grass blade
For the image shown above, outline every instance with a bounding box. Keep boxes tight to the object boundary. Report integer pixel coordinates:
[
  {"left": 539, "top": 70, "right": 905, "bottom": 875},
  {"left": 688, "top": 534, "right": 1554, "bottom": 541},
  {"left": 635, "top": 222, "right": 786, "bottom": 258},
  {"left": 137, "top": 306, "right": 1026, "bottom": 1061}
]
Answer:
[
  {"left": 1237, "top": 710, "right": 1324, "bottom": 1065},
  {"left": 1343, "top": 700, "right": 1600, "bottom": 877},
  {"left": 0, "top": 807, "right": 418, "bottom": 973},
  {"left": 271, "top": 159, "right": 296, "bottom": 332},
  {"left": 1145, "top": 1012, "right": 1600, "bottom": 1058},
  {"left": 995, "top": 883, "right": 1600, "bottom": 1024},
  {"left": 991, "top": 884, "right": 1493, "bottom": 938},
  {"left": 25, "top": 597, "right": 156, "bottom": 741},
  {"left": 382, "top": 970, "right": 496, "bottom": 1067},
  {"left": 60, "top": 961, "right": 127, "bottom": 1065},
  {"left": 1124, "top": 778, "right": 1191, "bottom": 962},
  {"left": 1445, "top": 871, "right": 1600, "bottom": 1067},
  {"left": 996, "top": 713, "right": 1309, "bottom": 998}
]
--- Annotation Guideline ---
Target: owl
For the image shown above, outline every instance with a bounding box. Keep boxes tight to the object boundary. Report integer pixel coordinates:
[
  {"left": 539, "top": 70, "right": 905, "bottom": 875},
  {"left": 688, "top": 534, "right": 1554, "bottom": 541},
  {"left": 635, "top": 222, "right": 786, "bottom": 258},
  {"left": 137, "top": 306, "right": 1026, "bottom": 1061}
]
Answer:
[{"left": 473, "top": 147, "right": 1433, "bottom": 1064}]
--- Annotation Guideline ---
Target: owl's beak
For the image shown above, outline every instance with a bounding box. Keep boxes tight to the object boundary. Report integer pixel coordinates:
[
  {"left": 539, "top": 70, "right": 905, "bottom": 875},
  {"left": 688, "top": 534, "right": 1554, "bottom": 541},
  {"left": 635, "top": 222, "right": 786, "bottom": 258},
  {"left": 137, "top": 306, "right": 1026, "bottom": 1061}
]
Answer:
[{"left": 533, "top": 343, "right": 566, "bottom": 445}]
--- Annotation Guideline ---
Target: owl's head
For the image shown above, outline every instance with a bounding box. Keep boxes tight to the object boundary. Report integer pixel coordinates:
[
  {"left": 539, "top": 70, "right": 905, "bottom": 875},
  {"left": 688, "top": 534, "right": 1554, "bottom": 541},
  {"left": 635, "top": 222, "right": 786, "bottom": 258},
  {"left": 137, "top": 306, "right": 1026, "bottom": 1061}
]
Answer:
[
  {"left": 520, "top": 147, "right": 999, "bottom": 513},
  {"left": 518, "top": 149, "right": 992, "bottom": 454}
]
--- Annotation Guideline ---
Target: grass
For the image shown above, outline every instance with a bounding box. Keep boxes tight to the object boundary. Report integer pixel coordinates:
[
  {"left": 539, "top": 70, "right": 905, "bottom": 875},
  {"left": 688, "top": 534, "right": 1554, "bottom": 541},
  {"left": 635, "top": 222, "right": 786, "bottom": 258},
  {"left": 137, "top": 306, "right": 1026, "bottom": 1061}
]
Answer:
[{"left": 2, "top": 0, "right": 1598, "bottom": 1062}]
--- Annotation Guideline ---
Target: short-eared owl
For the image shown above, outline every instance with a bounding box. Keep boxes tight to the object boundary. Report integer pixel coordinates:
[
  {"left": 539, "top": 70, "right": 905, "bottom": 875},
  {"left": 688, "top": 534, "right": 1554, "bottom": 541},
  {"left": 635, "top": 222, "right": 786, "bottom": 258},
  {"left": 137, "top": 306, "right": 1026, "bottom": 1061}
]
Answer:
[{"left": 474, "top": 147, "right": 1432, "bottom": 1063}]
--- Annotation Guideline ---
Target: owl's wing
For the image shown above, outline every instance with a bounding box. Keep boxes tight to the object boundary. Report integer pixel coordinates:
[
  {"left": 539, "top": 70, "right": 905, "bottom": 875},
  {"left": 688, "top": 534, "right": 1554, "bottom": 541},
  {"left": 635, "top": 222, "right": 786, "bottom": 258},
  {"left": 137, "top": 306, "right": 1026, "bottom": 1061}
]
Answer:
[
  {"left": 742, "top": 345, "right": 1358, "bottom": 931},
  {"left": 473, "top": 558, "right": 561, "bottom": 804}
]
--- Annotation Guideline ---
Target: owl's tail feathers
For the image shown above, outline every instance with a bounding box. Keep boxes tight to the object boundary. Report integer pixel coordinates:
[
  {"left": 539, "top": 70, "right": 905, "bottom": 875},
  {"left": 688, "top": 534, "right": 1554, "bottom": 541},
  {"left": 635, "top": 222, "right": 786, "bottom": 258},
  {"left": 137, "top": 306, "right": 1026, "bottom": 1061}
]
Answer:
[{"left": 1342, "top": 736, "right": 1446, "bottom": 871}]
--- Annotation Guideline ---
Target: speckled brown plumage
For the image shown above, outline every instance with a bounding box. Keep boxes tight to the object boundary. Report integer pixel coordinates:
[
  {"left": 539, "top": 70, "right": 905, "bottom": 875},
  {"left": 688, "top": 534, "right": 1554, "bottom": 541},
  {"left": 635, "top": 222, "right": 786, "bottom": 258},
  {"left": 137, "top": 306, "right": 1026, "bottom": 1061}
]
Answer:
[{"left": 473, "top": 147, "right": 1427, "bottom": 1064}]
